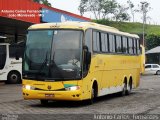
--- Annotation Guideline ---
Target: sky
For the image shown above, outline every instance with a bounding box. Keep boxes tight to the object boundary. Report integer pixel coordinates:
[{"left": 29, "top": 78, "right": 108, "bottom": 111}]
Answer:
[{"left": 48, "top": 0, "right": 160, "bottom": 25}]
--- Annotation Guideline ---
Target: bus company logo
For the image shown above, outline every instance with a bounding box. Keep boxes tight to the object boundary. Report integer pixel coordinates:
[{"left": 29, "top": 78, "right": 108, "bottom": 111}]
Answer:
[{"left": 47, "top": 85, "right": 52, "bottom": 90}]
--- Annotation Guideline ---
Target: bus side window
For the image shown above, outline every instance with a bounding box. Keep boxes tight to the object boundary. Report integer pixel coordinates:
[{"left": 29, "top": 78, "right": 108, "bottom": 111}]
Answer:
[
  {"left": 100, "top": 32, "right": 109, "bottom": 53},
  {"left": 0, "top": 45, "right": 6, "bottom": 70},
  {"left": 128, "top": 38, "right": 134, "bottom": 54},
  {"left": 133, "top": 38, "right": 137, "bottom": 54},
  {"left": 85, "top": 29, "right": 92, "bottom": 52},
  {"left": 9, "top": 45, "right": 16, "bottom": 58},
  {"left": 93, "top": 31, "right": 100, "bottom": 52},
  {"left": 84, "top": 29, "right": 92, "bottom": 72},
  {"left": 101, "top": 33, "right": 106, "bottom": 52},
  {"left": 115, "top": 35, "right": 122, "bottom": 53},
  {"left": 122, "top": 36, "right": 128, "bottom": 54},
  {"left": 137, "top": 39, "right": 140, "bottom": 54},
  {"left": 109, "top": 34, "right": 115, "bottom": 53}
]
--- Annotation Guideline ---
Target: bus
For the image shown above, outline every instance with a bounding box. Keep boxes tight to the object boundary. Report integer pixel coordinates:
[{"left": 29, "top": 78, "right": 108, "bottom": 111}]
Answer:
[
  {"left": 0, "top": 42, "right": 24, "bottom": 84},
  {"left": 22, "top": 22, "right": 141, "bottom": 104}
]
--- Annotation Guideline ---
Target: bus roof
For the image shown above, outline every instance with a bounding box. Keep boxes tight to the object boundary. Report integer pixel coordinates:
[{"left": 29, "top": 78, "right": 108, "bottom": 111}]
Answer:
[{"left": 28, "top": 21, "right": 139, "bottom": 38}]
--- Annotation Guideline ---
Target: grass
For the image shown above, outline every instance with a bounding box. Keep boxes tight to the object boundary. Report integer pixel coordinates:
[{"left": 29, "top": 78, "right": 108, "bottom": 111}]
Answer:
[{"left": 93, "top": 19, "right": 160, "bottom": 35}]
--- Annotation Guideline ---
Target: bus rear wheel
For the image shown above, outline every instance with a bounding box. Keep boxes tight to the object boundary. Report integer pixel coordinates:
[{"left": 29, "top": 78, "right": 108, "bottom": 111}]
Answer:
[
  {"left": 121, "top": 82, "right": 127, "bottom": 96},
  {"left": 126, "top": 80, "right": 132, "bottom": 95},
  {"left": 6, "top": 71, "right": 21, "bottom": 84}
]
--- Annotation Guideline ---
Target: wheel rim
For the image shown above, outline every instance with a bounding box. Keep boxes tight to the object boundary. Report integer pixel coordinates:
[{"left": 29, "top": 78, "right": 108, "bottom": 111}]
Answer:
[{"left": 10, "top": 74, "right": 18, "bottom": 81}]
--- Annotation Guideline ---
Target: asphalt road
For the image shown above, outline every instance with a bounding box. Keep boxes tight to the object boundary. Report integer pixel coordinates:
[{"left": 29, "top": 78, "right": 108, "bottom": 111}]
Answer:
[{"left": 0, "top": 75, "right": 160, "bottom": 120}]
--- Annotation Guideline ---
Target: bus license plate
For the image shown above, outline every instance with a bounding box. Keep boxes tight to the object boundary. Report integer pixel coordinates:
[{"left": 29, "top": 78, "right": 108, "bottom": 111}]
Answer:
[{"left": 45, "top": 94, "right": 54, "bottom": 98}]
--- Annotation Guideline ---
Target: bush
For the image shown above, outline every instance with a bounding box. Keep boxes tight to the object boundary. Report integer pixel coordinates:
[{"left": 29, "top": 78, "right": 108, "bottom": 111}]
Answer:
[{"left": 146, "top": 34, "right": 160, "bottom": 50}]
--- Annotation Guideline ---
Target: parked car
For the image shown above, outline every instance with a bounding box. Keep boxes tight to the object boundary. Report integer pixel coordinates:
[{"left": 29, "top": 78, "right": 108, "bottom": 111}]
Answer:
[{"left": 145, "top": 64, "right": 160, "bottom": 75}]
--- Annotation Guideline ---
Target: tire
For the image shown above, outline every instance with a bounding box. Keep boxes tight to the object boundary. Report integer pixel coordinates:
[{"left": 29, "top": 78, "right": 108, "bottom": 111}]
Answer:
[
  {"left": 87, "top": 84, "right": 97, "bottom": 105},
  {"left": 121, "top": 83, "right": 127, "bottom": 96},
  {"left": 126, "top": 80, "right": 132, "bottom": 95},
  {"left": 40, "top": 100, "right": 48, "bottom": 105},
  {"left": 156, "top": 70, "right": 160, "bottom": 75},
  {"left": 6, "top": 71, "right": 21, "bottom": 84}
]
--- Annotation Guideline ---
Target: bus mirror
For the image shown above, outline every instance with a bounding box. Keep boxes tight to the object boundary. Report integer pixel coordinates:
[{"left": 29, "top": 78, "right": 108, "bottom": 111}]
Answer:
[
  {"left": 83, "top": 45, "right": 88, "bottom": 52},
  {"left": 15, "top": 50, "right": 20, "bottom": 60},
  {"left": 86, "top": 52, "right": 91, "bottom": 65},
  {"left": 16, "top": 55, "right": 19, "bottom": 60},
  {"left": 83, "top": 45, "right": 91, "bottom": 65}
]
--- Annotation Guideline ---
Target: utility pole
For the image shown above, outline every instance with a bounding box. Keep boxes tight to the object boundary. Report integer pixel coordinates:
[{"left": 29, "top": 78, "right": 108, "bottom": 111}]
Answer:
[
  {"left": 141, "top": 1, "right": 146, "bottom": 46},
  {"left": 140, "top": 1, "right": 151, "bottom": 46}
]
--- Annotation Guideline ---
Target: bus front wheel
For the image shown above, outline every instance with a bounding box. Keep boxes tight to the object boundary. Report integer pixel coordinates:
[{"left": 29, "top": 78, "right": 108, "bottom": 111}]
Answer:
[
  {"left": 87, "top": 82, "right": 98, "bottom": 104},
  {"left": 6, "top": 71, "right": 21, "bottom": 84}
]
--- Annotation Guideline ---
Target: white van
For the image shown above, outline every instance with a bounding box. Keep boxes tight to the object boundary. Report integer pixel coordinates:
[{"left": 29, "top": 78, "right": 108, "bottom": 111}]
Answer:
[{"left": 0, "top": 43, "right": 24, "bottom": 83}]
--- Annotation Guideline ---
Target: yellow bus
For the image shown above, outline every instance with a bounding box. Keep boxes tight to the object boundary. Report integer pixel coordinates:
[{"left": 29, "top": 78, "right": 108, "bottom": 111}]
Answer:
[{"left": 22, "top": 22, "right": 141, "bottom": 104}]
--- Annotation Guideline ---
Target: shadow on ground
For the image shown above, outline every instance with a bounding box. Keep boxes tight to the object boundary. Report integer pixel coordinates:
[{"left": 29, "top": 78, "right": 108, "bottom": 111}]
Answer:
[{"left": 29, "top": 92, "right": 136, "bottom": 108}]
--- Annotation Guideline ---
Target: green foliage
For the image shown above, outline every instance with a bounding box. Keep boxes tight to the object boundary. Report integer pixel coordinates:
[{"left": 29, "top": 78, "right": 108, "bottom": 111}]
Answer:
[
  {"left": 79, "top": 0, "right": 127, "bottom": 20},
  {"left": 93, "top": 19, "right": 160, "bottom": 35},
  {"left": 146, "top": 34, "right": 160, "bottom": 50},
  {"left": 101, "top": 0, "right": 117, "bottom": 18},
  {"left": 93, "top": 19, "right": 160, "bottom": 50},
  {"left": 113, "top": 4, "right": 130, "bottom": 21},
  {"left": 127, "top": 0, "right": 136, "bottom": 22},
  {"left": 33, "top": 0, "right": 51, "bottom": 7}
]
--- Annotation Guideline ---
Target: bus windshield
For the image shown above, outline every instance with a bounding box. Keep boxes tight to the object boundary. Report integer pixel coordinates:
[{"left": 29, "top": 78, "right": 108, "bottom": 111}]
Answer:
[{"left": 23, "top": 30, "right": 83, "bottom": 80}]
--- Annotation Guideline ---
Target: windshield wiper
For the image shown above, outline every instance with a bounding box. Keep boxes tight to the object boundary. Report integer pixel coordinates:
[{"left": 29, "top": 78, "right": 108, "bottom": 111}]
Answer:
[{"left": 36, "top": 51, "right": 49, "bottom": 79}]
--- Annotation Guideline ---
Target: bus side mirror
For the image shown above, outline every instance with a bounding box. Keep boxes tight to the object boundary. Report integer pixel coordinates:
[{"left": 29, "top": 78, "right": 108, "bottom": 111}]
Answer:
[
  {"left": 83, "top": 45, "right": 91, "bottom": 65},
  {"left": 15, "top": 54, "right": 19, "bottom": 60},
  {"left": 15, "top": 49, "right": 20, "bottom": 60}
]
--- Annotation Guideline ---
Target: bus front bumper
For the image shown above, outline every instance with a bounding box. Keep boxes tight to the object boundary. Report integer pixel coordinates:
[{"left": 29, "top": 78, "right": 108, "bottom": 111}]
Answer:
[{"left": 22, "top": 89, "right": 82, "bottom": 101}]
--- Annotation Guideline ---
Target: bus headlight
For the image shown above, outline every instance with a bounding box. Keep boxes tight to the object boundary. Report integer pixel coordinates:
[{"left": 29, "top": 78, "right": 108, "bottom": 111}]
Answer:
[
  {"left": 65, "top": 86, "right": 80, "bottom": 91},
  {"left": 23, "top": 85, "right": 35, "bottom": 90}
]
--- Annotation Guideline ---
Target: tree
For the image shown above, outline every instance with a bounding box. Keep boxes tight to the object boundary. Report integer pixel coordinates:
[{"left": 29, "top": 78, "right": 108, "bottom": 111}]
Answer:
[
  {"left": 137, "top": 1, "right": 151, "bottom": 45},
  {"left": 41, "top": 0, "right": 51, "bottom": 7},
  {"left": 127, "top": 0, "right": 137, "bottom": 22},
  {"left": 86, "top": 0, "right": 104, "bottom": 19},
  {"left": 78, "top": 0, "right": 118, "bottom": 19},
  {"left": 33, "top": 0, "right": 40, "bottom": 2},
  {"left": 102, "top": 0, "right": 117, "bottom": 19},
  {"left": 113, "top": 4, "right": 130, "bottom": 21},
  {"left": 78, "top": 0, "right": 87, "bottom": 16},
  {"left": 33, "top": 0, "right": 51, "bottom": 7},
  {"left": 146, "top": 34, "right": 160, "bottom": 50},
  {"left": 33, "top": 0, "right": 41, "bottom": 3},
  {"left": 137, "top": 1, "right": 151, "bottom": 24}
]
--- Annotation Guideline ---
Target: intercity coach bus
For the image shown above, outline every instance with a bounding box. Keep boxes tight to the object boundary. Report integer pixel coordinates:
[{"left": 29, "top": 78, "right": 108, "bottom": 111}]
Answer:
[
  {"left": 22, "top": 22, "right": 142, "bottom": 104},
  {"left": 0, "top": 42, "right": 24, "bottom": 84}
]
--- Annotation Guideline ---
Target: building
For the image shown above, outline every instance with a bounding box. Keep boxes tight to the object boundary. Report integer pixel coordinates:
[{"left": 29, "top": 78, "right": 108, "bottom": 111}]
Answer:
[
  {"left": 0, "top": 0, "right": 90, "bottom": 43},
  {"left": 146, "top": 46, "right": 160, "bottom": 64}
]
